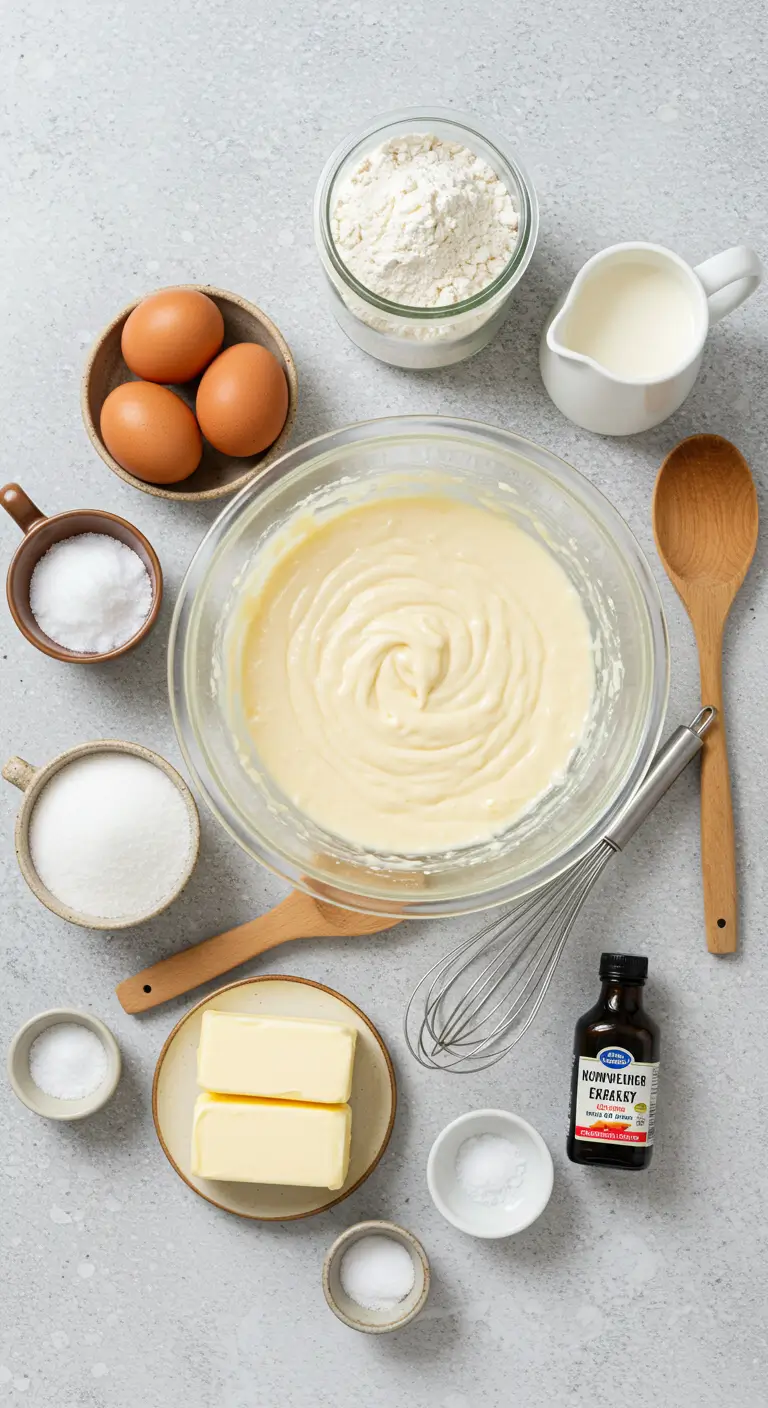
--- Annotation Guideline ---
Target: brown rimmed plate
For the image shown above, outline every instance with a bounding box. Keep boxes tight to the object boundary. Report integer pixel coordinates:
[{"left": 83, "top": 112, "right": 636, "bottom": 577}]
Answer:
[{"left": 152, "top": 975, "right": 397, "bottom": 1220}]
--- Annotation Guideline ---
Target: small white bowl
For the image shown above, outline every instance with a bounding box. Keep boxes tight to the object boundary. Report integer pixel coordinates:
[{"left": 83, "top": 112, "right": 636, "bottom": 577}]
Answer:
[
  {"left": 322, "top": 1220, "right": 430, "bottom": 1333},
  {"left": 7, "top": 1009, "right": 122, "bottom": 1120},
  {"left": 427, "top": 1109, "right": 554, "bottom": 1239}
]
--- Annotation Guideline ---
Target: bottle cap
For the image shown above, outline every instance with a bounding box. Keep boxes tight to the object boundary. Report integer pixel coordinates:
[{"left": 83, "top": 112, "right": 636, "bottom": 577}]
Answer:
[{"left": 599, "top": 952, "right": 648, "bottom": 983}]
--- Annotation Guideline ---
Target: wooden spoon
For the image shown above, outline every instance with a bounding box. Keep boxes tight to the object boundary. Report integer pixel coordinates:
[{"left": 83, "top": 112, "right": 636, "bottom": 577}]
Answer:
[
  {"left": 116, "top": 891, "right": 402, "bottom": 1013},
  {"left": 653, "top": 435, "right": 758, "bottom": 954}
]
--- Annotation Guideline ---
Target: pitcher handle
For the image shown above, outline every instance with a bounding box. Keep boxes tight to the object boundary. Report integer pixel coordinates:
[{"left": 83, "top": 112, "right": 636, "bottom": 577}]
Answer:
[{"left": 694, "top": 246, "right": 763, "bottom": 324}]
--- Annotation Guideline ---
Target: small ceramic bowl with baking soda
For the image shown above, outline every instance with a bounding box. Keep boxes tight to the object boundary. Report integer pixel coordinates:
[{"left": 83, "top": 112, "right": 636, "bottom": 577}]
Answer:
[{"left": 323, "top": 1220, "right": 430, "bottom": 1333}]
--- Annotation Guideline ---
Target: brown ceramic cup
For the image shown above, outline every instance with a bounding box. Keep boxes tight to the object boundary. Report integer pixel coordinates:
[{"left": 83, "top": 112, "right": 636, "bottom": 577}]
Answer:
[{"left": 1, "top": 482, "right": 163, "bottom": 663}]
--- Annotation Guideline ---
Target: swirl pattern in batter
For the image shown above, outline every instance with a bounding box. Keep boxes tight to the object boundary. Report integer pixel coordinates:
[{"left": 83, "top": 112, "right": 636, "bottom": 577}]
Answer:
[{"left": 234, "top": 496, "right": 594, "bottom": 853}]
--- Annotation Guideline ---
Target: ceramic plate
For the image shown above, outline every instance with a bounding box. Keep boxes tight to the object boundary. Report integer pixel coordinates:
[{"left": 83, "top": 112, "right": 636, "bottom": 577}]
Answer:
[{"left": 152, "top": 975, "right": 397, "bottom": 1220}]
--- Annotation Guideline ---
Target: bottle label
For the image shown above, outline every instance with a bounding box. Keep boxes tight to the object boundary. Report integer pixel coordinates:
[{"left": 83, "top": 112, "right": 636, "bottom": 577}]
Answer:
[{"left": 573, "top": 1046, "right": 659, "bottom": 1145}]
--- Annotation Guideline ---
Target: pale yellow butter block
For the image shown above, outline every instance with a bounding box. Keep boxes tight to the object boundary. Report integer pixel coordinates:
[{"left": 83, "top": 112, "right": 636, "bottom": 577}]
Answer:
[
  {"left": 196, "top": 1009, "right": 357, "bottom": 1103},
  {"left": 190, "top": 1093, "right": 352, "bottom": 1189}
]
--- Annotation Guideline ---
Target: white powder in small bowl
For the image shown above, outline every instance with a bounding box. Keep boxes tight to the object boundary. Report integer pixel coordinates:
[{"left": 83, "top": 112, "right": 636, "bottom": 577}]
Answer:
[
  {"left": 339, "top": 1234, "right": 415, "bottom": 1312},
  {"left": 455, "top": 1132, "right": 527, "bottom": 1206}
]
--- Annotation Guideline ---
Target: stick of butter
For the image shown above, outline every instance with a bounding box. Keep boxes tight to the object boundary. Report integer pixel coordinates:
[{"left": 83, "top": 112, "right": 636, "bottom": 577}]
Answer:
[
  {"left": 191, "top": 1093, "right": 352, "bottom": 1189},
  {"left": 197, "top": 1010, "right": 357, "bottom": 1104}
]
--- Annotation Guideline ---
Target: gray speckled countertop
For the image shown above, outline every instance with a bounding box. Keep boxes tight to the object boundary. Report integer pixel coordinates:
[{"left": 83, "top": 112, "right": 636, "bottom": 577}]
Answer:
[{"left": 1, "top": 2, "right": 766, "bottom": 1405}]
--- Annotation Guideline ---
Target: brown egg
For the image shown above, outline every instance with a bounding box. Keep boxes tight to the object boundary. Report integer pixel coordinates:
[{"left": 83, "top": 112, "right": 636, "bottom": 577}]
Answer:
[
  {"left": 121, "top": 289, "right": 224, "bottom": 383},
  {"left": 100, "top": 381, "right": 202, "bottom": 484},
  {"left": 196, "top": 343, "right": 288, "bottom": 457}
]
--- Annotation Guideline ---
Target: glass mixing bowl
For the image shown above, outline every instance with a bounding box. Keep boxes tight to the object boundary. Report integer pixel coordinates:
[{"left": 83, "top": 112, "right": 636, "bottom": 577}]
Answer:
[{"left": 169, "top": 417, "right": 668, "bottom": 917}]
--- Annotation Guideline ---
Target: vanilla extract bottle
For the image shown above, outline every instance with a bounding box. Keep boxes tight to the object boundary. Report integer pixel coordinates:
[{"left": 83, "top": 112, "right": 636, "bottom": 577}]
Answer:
[{"left": 567, "top": 953, "right": 660, "bottom": 1171}]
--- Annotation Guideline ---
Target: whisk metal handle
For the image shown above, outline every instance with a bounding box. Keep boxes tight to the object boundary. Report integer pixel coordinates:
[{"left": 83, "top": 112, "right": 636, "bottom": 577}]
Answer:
[{"left": 605, "top": 706, "right": 717, "bottom": 852}]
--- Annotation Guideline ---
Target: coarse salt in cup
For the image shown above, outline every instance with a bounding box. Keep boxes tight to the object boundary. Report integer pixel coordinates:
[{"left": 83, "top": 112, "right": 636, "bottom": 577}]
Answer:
[
  {"left": 7, "top": 1009, "right": 122, "bottom": 1121},
  {"left": 314, "top": 108, "right": 539, "bottom": 369}
]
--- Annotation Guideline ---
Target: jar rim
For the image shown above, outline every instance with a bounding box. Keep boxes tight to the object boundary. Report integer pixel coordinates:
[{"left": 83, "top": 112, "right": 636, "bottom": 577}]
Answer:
[{"left": 313, "top": 106, "right": 539, "bottom": 319}]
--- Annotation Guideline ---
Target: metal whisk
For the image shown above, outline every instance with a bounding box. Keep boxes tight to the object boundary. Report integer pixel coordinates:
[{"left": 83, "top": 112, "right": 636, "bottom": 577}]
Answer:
[{"left": 405, "top": 707, "right": 715, "bottom": 1074}]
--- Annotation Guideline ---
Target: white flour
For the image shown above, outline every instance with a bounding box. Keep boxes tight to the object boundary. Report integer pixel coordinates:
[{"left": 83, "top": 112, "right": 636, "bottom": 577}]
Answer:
[{"left": 331, "top": 133, "right": 519, "bottom": 308}]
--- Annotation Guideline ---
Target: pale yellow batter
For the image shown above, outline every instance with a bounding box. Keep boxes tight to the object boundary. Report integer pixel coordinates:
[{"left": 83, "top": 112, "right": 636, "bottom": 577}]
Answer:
[{"left": 232, "top": 496, "right": 594, "bottom": 853}]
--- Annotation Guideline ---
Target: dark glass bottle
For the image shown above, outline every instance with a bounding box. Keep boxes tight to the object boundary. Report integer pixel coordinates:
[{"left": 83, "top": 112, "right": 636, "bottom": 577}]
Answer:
[{"left": 567, "top": 953, "right": 660, "bottom": 1171}]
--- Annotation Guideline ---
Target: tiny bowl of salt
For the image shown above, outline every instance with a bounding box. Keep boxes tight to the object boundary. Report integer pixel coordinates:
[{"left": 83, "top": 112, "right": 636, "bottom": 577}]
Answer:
[
  {"left": 7, "top": 1008, "right": 122, "bottom": 1120},
  {"left": 427, "top": 1109, "right": 554, "bottom": 1239},
  {"left": 323, "top": 1220, "right": 430, "bottom": 1333},
  {"left": 1, "top": 481, "right": 162, "bottom": 663}
]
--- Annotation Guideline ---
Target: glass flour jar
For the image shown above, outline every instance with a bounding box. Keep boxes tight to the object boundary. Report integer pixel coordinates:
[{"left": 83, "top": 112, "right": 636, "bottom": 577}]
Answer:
[{"left": 313, "top": 108, "right": 539, "bottom": 369}]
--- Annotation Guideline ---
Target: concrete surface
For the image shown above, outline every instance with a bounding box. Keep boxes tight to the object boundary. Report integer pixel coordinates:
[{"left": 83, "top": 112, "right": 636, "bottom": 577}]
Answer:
[{"left": 1, "top": 1, "right": 766, "bottom": 1404}]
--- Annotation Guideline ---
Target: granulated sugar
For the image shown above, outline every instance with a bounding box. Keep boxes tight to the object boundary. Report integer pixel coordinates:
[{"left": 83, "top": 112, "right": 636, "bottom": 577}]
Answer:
[
  {"left": 29, "top": 533, "right": 152, "bottom": 654},
  {"left": 29, "top": 752, "right": 193, "bottom": 922}
]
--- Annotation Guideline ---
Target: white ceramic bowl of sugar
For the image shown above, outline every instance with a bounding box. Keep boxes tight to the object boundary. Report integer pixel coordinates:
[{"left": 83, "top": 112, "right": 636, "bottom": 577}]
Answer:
[{"left": 427, "top": 1109, "right": 554, "bottom": 1239}]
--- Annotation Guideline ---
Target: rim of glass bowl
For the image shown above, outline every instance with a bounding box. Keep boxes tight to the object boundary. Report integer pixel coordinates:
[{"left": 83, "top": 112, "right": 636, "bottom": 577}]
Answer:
[
  {"left": 313, "top": 107, "right": 539, "bottom": 320},
  {"left": 168, "top": 416, "right": 669, "bottom": 918}
]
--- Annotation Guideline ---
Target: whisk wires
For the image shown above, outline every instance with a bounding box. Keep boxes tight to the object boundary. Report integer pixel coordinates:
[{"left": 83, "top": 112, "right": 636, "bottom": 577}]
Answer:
[{"left": 405, "top": 841, "right": 614, "bottom": 1073}]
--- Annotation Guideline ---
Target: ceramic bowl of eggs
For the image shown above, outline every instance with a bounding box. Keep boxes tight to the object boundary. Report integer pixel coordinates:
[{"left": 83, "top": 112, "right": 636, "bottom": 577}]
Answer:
[{"left": 82, "top": 286, "right": 298, "bottom": 501}]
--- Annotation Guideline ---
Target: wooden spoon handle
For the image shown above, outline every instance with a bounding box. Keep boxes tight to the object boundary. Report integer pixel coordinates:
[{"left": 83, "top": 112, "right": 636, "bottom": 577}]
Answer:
[
  {"left": 116, "top": 892, "right": 315, "bottom": 1013},
  {"left": 698, "top": 633, "right": 737, "bottom": 954}
]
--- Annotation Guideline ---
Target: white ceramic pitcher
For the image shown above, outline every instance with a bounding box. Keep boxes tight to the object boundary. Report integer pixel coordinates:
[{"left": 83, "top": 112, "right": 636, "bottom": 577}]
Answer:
[{"left": 540, "top": 242, "right": 763, "bottom": 435}]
